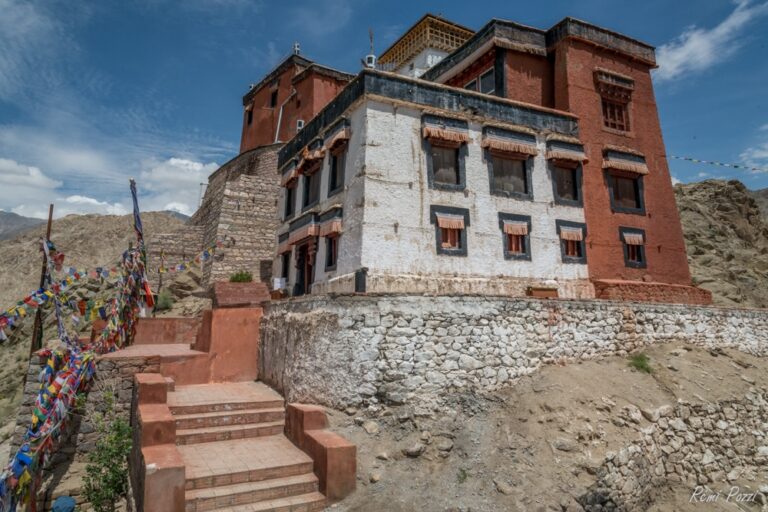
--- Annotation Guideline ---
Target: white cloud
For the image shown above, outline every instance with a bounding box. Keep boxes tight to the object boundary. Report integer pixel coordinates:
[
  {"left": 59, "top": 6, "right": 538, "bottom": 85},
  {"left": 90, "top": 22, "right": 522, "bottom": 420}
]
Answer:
[
  {"left": 740, "top": 142, "right": 768, "bottom": 172},
  {"left": 138, "top": 158, "right": 219, "bottom": 215},
  {"left": 760, "top": 123, "right": 768, "bottom": 131},
  {"left": 671, "top": 175, "right": 682, "bottom": 185},
  {"left": 655, "top": 0, "right": 768, "bottom": 82},
  {"left": 289, "top": 0, "right": 352, "bottom": 37}
]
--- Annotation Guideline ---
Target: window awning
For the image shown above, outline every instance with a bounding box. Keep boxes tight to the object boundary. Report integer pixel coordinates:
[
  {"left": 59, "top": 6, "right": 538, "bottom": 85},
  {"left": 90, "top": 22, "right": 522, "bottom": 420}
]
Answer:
[
  {"left": 326, "top": 127, "right": 351, "bottom": 152},
  {"left": 280, "top": 167, "right": 299, "bottom": 187},
  {"left": 560, "top": 227, "right": 584, "bottom": 241},
  {"left": 502, "top": 221, "right": 528, "bottom": 235},
  {"left": 602, "top": 158, "right": 649, "bottom": 175},
  {"left": 546, "top": 148, "right": 587, "bottom": 163},
  {"left": 423, "top": 126, "right": 470, "bottom": 145},
  {"left": 319, "top": 218, "right": 342, "bottom": 237},
  {"left": 288, "top": 223, "right": 319, "bottom": 245},
  {"left": 623, "top": 233, "right": 644, "bottom": 245},
  {"left": 481, "top": 136, "right": 537, "bottom": 157},
  {"left": 436, "top": 213, "right": 465, "bottom": 230},
  {"left": 297, "top": 146, "right": 326, "bottom": 174}
]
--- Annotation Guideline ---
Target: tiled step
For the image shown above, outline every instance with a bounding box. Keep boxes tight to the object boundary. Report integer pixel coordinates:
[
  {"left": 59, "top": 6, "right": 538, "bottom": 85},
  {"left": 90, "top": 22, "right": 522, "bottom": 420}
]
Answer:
[
  {"left": 174, "top": 408, "right": 285, "bottom": 430},
  {"left": 176, "top": 421, "right": 285, "bottom": 445},
  {"left": 214, "top": 492, "right": 326, "bottom": 512},
  {"left": 180, "top": 437, "right": 315, "bottom": 491},
  {"left": 185, "top": 473, "right": 319, "bottom": 512},
  {"left": 170, "top": 399, "right": 284, "bottom": 416}
]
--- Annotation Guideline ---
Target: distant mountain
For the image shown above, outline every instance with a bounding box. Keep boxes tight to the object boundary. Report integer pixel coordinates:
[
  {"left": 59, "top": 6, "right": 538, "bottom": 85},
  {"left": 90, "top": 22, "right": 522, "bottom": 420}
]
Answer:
[
  {"left": 161, "top": 210, "right": 191, "bottom": 222},
  {"left": 0, "top": 211, "right": 45, "bottom": 241}
]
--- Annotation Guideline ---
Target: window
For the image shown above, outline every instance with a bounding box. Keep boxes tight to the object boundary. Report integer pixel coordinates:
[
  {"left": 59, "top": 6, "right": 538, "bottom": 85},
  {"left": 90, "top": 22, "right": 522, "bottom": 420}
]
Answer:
[
  {"left": 270, "top": 90, "right": 278, "bottom": 108},
  {"left": 552, "top": 164, "right": 581, "bottom": 204},
  {"left": 490, "top": 154, "right": 529, "bottom": 197},
  {"left": 465, "top": 79, "right": 477, "bottom": 91},
  {"left": 431, "top": 206, "right": 469, "bottom": 256},
  {"left": 608, "top": 173, "right": 643, "bottom": 212},
  {"left": 328, "top": 149, "right": 345, "bottom": 195},
  {"left": 430, "top": 144, "right": 460, "bottom": 186},
  {"left": 602, "top": 98, "right": 629, "bottom": 132},
  {"left": 620, "top": 228, "right": 646, "bottom": 268},
  {"left": 479, "top": 68, "right": 495, "bottom": 94},
  {"left": 284, "top": 186, "right": 296, "bottom": 219},
  {"left": 440, "top": 228, "right": 461, "bottom": 250},
  {"left": 246, "top": 109, "right": 253, "bottom": 125},
  {"left": 325, "top": 236, "right": 338, "bottom": 270},
  {"left": 302, "top": 169, "right": 320, "bottom": 209},
  {"left": 557, "top": 221, "right": 587, "bottom": 264},
  {"left": 499, "top": 214, "right": 531, "bottom": 260},
  {"left": 297, "top": 119, "right": 305, "bottom": 131},
  {"left": 281, "top": 251, "right": 291, "bottom": 279}
]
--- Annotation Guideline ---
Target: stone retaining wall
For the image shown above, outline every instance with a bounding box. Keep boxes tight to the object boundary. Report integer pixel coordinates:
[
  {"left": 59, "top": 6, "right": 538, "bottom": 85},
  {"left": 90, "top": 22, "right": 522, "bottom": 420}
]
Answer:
[
  {"left": 580, "top": 391, "right": 768, "bottom": 511},
  {"left": 260, "top": 295, "right": 768, "bottom": 413}
]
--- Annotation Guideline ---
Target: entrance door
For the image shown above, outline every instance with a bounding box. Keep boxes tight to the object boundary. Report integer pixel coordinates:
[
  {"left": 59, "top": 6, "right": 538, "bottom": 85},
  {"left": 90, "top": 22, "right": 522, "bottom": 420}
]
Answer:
[{"left": 293, "top": 240, "right": 315, "bottom": 296}]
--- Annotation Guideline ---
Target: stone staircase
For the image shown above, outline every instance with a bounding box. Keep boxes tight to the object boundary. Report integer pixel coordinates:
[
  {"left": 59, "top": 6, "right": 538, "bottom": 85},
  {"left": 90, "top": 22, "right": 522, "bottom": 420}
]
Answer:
[{"left": 166, "top": 382, "right": 326, "bottom": 512}]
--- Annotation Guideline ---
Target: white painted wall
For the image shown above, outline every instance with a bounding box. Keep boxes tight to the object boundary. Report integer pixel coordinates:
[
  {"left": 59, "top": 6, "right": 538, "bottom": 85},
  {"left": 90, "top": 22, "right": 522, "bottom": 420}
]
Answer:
[
  {"left": 395, "top": 48, "right": 449, "bottom": 78},
  {"left": 359, "top": 100, "right": 589, "bottom": 289}
]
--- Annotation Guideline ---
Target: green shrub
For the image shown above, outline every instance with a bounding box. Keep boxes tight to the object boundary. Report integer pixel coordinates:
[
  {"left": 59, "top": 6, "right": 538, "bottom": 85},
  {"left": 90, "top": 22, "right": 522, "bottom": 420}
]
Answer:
[
  {"left": 83, "top": 390, "right": 132, "bottom": 512},
  {"left": 457, "top": 468, "right": 468, "bottom": 484},
  {"left": 155, "top": 289, "right": 174, "bottom": 311},
  {"left": 229, "top": 271, "right": 253, "bottom": 283},
  {"left": 628, "top": 352, "right": 653, "bottom": 374}
]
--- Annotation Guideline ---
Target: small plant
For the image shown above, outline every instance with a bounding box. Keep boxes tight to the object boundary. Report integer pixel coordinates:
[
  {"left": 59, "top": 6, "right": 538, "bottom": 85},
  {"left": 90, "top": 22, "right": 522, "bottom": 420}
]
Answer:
[
  {"left": 83, "top": 388, "right": 132, "bottom": 512},
  {"left": 229, "top": 270, "right": 253, "bottom": 283},
  {"left": 628, "top": 352, "right": 653, "bottom": 374},
  {"left": 155, "top": 289, "right": 174, "bottom": 311},
  {"left": 457, "top": 468, "right": 469, "bottom": 484}
]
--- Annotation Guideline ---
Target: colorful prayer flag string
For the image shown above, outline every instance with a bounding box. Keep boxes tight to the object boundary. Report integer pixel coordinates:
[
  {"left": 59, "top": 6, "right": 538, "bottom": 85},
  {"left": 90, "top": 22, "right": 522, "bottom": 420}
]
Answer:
[{"left": 670, "top": 155, "right": 768, "bottom": 174}]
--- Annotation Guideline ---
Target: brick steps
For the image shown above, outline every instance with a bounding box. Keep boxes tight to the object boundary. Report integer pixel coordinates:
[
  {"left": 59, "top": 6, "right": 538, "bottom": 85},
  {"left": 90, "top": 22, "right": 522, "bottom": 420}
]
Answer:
[
  {"left": 185, "top": 474, "right": 319, "bottom": 512},
  {"left": 174, "top": 408, "right": 285, "bottom": 430},
  {"left": 170, "top": 399, "right": 284, "bottom": 416},
  {"left": 176, "top": 421, "right": 285, "bottom": 445},
  {"left": 213, "top": 492, "right": 327, "bottom": 512}
]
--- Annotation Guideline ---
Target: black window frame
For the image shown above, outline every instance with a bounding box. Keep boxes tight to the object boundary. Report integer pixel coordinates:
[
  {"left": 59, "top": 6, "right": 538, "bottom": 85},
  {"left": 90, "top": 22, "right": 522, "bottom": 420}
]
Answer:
[
  {"left": 555, "top": 219, "right": 587, "bottom": 264},
  {"left": 280, "top": 250, "right": 291, "bottom": 279},
  {"left": 549, "top": 162, "right": 584, "bottom": 207},
  {"left": 423, "top": 115, "right": 468, "bottom": 192},
  {"left": 605, "top": 170, "right": 646, "bottom": 215},
  {"left": 619, "top": 227, "right": 647, "bottom": 269},
  {"left": 430, "top": 205, "right": 470, "bottom": 257},
  {"left": 324, "top": 235, "right": 339, "bottom": 271},
  {"left": 301, "top": 166, "right": 321, "bottom": 211},
  {"left": 486, "top": 151, "right": 534, "bottom": 200},
  {"left": 283, "top": 184, "right": 296, "bottom": 220},
  {"left": 327, "top": 147, "right": 346, "bottom": 197},
  {"left": 498, "top": 213, "right": 532, "bottom": 261}
]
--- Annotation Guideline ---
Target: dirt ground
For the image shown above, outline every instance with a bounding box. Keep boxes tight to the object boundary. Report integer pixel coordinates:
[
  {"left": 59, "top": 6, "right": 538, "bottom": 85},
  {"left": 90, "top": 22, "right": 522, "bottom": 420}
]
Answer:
[{"left": 328, "top": 342, "right": 768, "bottom": 512}]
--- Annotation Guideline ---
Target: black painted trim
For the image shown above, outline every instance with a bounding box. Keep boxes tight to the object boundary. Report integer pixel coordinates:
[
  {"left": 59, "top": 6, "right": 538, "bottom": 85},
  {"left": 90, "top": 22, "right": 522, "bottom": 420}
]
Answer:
[
  {"left": 546, "top": 139, "right": 584, "bottom": 153},
  {"left": 604, "top": 171, "right": 646, "bottom": 215},
  {"left": 483, "top": 126, "right": 537, "bottom": 144},
  {"left": 283, "top": 185, "right": 296, "bottom": 221},
  {"left": 327, "top": 149, "right": 346, "bottom": 198},
  {"left": 324, "top": 236, "right": 338, "bottom": 272},
  {"left": 430, "top": 205, "right": 470, "bottom": 257},
  {"left": 555, "top": 219, "right": 587, "bottom": 264},
  {"left": 485, "top": 150, "right": 534, "bottom": 200},
  {"left": 494, "top": 48, "right": 506, "bottom": 98},
  {"left": 549, "top": 162, "right": 584, "bottom": 208},
  {"left": 288, "top": 212, "right": 318, "bottom": 232},
  {"left": 424, "top": 139, "right": 467, "bottom": 192},
  {"left": 498, "top": 213, "right": 532, "bottom": 260},
  {"left": 277, "top": 70, "right": 579, "bottom": 167},
  {"left": 354, "top": 268, "right": 367, "bottom": 293},
  {"left": 301, "top": 171, "right": 322, "bottom": 212},
  {"left": 422, "top": 113, "right": 469, "bottom": 130},
  {"left": 318, "top": 206, "right": 343, "bottom": 223},
  {"left": 619, "top": 226, "right": 647, "bottom": 269}
]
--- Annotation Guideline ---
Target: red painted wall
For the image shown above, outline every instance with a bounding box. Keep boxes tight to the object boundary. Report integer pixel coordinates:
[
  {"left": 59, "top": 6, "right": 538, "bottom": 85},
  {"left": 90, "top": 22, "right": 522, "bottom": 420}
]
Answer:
[
  {"left": 553, "top": 39, "right": 692, "bottom": 286},
  {"left": 504, "top": 51, "right": 553, "bottom": 107},
  {"left": 240, "top": 67, "right": 350, "bottom": 153}
]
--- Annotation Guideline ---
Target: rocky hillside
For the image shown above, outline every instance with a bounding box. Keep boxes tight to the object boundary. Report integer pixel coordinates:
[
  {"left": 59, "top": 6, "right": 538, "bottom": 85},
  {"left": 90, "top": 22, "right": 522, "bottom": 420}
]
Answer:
[
  {"left": 0, "top": 211, "right": 44, "bottom": 241},
  {"left": 675, "top": 180, "right": 768, "bottom": 308}
]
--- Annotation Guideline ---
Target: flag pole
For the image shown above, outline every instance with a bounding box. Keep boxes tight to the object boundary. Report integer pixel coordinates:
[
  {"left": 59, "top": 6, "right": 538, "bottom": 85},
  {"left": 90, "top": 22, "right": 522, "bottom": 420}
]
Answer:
[{"left": 29, "top": 204, "right": 54, "bottom": 356}]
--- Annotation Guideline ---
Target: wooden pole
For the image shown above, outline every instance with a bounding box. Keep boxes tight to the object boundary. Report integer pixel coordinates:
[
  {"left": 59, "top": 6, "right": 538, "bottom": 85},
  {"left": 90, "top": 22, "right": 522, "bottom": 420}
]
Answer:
[{"left": 29, "top": 204, "right": 54, "bottom": 355}]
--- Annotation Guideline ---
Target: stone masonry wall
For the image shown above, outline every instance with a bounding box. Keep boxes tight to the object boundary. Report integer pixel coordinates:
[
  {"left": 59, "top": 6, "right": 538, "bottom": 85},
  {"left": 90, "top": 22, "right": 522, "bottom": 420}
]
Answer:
[
  {"left": 580, "top": 391, "right": 768, "bottom": 511},
  {"left": 147, "top": 226, "right": 204, "bottom": 288},
  {"left": 260, "top": 295, "right": 768, "bottom": 414},
  {"left": 147, "top": 143, "right": 282, "bottom": 288}
]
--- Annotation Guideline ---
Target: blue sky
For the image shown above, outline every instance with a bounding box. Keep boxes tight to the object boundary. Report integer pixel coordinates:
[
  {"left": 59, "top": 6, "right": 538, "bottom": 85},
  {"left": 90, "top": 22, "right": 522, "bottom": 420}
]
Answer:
[{"left": 0, "top": 0, "right": 766, "bottom": 218}]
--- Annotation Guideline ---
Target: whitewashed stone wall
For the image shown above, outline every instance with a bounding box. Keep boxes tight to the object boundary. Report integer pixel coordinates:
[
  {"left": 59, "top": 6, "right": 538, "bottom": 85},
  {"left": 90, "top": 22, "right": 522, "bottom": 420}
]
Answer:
[
  {"left": 580, "top": 392, "right": 768, "bottom": 511},
  {"left": 260, "top": 295, "right": 768, "bottom": 413}
]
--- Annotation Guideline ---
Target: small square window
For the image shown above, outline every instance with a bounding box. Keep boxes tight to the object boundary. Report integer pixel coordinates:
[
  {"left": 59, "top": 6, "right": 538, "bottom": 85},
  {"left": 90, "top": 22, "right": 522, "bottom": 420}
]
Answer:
[
  {"left": 602, "top": 98, "right": 629, "bottom": 131},
  {"left": 430, "top": 144, "right": 460, "bottom": 186},
  {"left": 325, "top": 236, "right": 338, "bottom": 270},
  {"left": 440, "top": 228, "right": 461, "bottom": 250},
  {"left": 302, "top": 169, "right": 320, "bottom": 209},
  {"left": 479, "top": 69, "right": 495, "bottom": 94},
  {"left": 620, "top": 228, "right": 647, "bottom": 268},
  {"left": 499, "top": 214, "right": 531, "bottom": 260},
  {"left": 608, "top": 173, "right": 643, "bottom": 212},
  {"left": 564, "top": 240, "right": 582, "bottom": 258},
  {"left": 270, "top": 90, "right": 278, "bottom": 108},
  {"left": 490, "top": 154, "right": 529, "bottom": 197},
  {"left": 552, "top": 164, "right": 581, "bottom": 204},
  {"left": 328, "top": 150, "right": 345, "bottom": 195},
  {"left": 432, "top": 206, "right": 469, "bottom": 256},
  {"left": 557, "top": 221, "right": 587, "bottom": 264},
  {"left": 281, "top": 251, "right": 291, "bottom": 279},
  {"left": 508, "top": 234, "right": 525, "bottom": 253}
]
